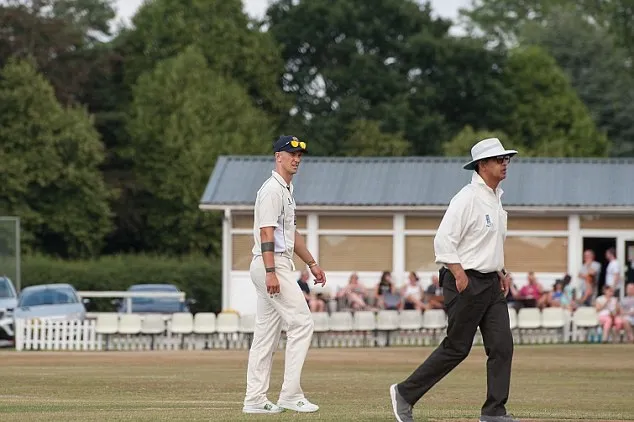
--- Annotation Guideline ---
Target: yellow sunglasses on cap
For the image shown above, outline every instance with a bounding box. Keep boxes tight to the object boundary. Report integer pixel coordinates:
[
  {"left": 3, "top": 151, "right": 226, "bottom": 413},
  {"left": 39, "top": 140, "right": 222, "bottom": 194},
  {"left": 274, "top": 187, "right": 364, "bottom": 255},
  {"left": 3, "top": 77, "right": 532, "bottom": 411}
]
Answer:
[{"left": 284, "top": 139, "right": 307, "bottom": 149}]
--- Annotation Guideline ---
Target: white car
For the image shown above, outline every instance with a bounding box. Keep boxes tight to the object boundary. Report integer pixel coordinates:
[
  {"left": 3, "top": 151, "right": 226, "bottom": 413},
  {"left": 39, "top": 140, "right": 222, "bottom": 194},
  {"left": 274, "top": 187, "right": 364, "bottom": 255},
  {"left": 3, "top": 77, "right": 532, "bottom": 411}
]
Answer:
[
  {"left": 0, "top": 277, "right": 18, "bottom": 346},
  {"left": 13, "top": 283, "right": 87, "bottom": 322}
]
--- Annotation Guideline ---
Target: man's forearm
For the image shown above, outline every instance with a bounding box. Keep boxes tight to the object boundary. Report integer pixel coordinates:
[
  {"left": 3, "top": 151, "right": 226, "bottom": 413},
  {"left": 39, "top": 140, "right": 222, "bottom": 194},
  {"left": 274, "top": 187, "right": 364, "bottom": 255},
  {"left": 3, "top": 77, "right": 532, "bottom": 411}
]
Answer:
[
  {"left": 446, "top": 263, "right": 467, "bottom": 280},
  {"left": 294, "top": 230, "right": 316, "bottom": 266},
  {"left": 260, "top": 228, "right": 276, "bottom": 271}
]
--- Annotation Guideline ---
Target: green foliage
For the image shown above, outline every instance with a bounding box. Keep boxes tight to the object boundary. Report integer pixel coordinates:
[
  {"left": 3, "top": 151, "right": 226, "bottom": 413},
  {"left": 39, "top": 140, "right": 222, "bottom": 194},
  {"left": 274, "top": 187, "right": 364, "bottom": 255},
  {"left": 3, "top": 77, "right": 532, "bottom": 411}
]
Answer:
[
  {"left": 22, "top": 254, "right": 222, "bottom": 313},
  {"left": 586, "top": 0, "right": 634, "bottom": 59},
  {"left": 0, "top": 58, "right": 113, "bottom": 258},
  {"left": 51, "top": 0, "right": 117, "bottom": 41},
  {"left": 0, "top": 0, "right": 118, "bottom": 105},
  {"left": 443, "top": 126, "right": 510, "bottom": 156},
  {"left": 341, "top": 120, "right": 411, "bottom": 156},
  {"left": 442, "top": 47, "right": 609, "bottom": 158},
  {"left": 121, "top": 0, "right": 289, "bottom": 117},
  {"left": 461, "top": 0, "right": 634, "bottom": 57},
  {"left": 127, "top": 46, "right": 273, "bottom": 255},
  {"left": 267, "top": 0, "right": 511, "bottom": 155},
  {"left": 502, "top": 46, "right": 609, "bottom": 157},
  {"left": 520, "top": 9, "right": 634, "bottom": 156},
  {"left": 459, "top": 0, "right": 571, "bottom": 46}
]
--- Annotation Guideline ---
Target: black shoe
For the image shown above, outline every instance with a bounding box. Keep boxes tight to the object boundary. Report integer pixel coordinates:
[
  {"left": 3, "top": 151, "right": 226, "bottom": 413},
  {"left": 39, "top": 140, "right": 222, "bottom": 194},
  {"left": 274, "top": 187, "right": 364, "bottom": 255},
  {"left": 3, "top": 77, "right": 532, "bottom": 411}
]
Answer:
[{"left": 389, "top": 384, "right": 413, "bottom": 422}]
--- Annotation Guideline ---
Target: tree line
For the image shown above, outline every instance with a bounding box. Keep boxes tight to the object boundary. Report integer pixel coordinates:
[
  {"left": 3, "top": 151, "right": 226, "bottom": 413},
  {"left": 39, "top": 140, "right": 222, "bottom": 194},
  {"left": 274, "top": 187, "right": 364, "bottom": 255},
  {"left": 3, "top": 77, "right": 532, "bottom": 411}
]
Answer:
[{"left": 1, "top": 0, "right": 632, "bottom": 261}]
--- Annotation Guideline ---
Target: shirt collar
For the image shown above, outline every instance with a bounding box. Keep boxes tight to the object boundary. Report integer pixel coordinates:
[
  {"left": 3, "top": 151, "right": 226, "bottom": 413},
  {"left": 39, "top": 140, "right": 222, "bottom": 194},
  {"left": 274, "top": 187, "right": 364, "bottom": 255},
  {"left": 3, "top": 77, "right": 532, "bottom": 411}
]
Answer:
[
  {"left": 471, "top": 172, "right": 503, "bottom": 198},
  {"left": 271, "top": 170, "right": 293, "bottom": 194}
]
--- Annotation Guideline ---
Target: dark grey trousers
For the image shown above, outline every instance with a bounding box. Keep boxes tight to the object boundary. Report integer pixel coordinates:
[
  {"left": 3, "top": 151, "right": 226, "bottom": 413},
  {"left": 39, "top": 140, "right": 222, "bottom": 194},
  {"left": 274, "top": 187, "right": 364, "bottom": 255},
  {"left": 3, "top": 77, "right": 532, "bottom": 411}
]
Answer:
[{"left": 397, "top": 267, "right": 514, "bottom": 417}]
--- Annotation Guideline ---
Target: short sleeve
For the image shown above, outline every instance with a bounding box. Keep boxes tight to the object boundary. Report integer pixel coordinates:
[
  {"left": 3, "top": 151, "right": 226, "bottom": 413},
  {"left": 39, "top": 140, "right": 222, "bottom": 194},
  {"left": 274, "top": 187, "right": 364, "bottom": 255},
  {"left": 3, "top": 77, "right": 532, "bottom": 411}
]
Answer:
[{"left": 256, "top": 188, "right": 282, "bottom": 229}]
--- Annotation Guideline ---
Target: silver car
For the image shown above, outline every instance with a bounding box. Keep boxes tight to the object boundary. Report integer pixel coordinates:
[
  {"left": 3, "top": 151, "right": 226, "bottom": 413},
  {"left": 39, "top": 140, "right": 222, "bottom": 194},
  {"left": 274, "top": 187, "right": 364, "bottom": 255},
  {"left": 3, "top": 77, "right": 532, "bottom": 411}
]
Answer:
[
  {"left": 0, "top": 277, "right": 18, "bottom": 345},
  {"left": 13, "top": 283, "right": 87, "bottom": 321}
]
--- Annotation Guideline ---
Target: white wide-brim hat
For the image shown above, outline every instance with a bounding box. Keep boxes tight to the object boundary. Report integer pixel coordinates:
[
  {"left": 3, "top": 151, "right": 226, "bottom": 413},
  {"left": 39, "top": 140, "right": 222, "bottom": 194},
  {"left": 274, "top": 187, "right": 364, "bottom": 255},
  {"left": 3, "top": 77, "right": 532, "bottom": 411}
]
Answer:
[{"left": 463, "top": 137, "right": 518, "bottom": 170}]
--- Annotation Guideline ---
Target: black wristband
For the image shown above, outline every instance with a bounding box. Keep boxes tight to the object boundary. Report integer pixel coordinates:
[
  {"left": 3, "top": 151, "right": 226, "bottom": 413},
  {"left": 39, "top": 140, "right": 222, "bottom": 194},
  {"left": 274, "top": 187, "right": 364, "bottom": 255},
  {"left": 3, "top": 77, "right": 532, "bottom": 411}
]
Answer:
[
  {"left": 265, "top": 267, "right": 276, "bottom": 273},
  {"left": 261, "top": 242, "right": 274, "bottom": 252}
]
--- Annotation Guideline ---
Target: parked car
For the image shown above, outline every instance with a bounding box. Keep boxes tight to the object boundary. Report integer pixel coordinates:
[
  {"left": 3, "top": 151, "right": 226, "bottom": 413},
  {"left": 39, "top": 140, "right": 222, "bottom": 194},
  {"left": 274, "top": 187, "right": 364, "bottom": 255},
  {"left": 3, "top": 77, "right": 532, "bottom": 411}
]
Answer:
[
  {"left": 0, "top": 277, "right": 18, "bottom": 345},
  {"left": 116, "top": 283, "right": 193, "bottom": 314},
  {"left": 13, "top": 283, "right": 87, "bottom": 321}
]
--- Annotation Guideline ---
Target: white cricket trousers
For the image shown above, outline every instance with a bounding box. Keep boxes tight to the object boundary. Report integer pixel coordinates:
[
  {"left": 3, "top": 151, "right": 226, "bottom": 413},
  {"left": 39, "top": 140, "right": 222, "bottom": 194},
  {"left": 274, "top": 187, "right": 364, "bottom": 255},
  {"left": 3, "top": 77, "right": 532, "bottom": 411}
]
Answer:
[{"left": 243, "top": 255, "right": 315, "bottom": 406}]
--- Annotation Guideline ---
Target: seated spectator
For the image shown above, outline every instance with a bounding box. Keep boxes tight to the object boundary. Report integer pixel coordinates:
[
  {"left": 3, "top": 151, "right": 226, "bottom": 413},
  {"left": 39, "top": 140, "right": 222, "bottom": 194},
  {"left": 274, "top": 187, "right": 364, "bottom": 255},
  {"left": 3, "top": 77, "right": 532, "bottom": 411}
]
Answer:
[
  {"left": 540, "top": 280, "right": 569, "bottom": 309},
  {"left": 336, "top": 273, "right": 369, "bottom": 310},
  {"left": 560, "top": 274, "right": 576, "bottom": 310},
  {"left": 595, "top": 285, "right": 624, "bottom": 343},
  {"left": 619, "top": 283, "right": 634, "bottom": 343},
  {"left": 375, "top": 271, "right": 401, "bottom": 310},
  {"left": 518, "top": 272, "right": 543, "bottom": 308},
  {"left": 297, "top": 270, "right": 326, "bottom": 312},
  {"left": 401, "top": 272, "right": 427, "bottom": 311},
  {"left": 424, "top": 274, "right": 444, "bottom": 309}
]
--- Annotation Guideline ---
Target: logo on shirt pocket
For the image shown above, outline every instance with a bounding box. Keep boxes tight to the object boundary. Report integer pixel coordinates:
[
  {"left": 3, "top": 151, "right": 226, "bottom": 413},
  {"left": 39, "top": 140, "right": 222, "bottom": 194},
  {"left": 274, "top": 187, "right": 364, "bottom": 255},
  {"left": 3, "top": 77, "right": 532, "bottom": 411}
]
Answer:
[{"left": 485, "top": 214, "right": 492, "bottom": 228}]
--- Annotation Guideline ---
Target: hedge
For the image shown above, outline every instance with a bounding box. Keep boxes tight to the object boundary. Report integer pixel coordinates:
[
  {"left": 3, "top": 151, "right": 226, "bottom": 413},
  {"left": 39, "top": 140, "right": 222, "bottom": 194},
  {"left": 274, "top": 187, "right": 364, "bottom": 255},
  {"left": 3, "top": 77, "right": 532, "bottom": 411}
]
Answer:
[{"left": 19, "top": 254, "right": 222, "bottom": 313}]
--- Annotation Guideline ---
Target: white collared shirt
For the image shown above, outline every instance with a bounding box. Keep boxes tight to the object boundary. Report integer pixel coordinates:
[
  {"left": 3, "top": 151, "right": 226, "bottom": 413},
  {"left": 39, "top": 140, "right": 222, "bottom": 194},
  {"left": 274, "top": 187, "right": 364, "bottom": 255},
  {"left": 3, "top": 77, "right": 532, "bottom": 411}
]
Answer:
[
  {"left": 434, "top": 172, "right": 507, "bottom": 273},
  {"left": 252, "top": 170, "right": 296, "bottom": 258},
  {"left": 605, "top": 259, "right": 621, "bottom": 288}
]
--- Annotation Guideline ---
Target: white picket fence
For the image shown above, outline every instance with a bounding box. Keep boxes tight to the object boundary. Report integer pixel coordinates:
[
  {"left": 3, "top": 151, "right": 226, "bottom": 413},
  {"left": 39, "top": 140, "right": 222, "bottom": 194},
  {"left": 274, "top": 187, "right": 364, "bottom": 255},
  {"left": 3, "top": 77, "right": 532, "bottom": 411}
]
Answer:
[
  {"left": 15, "top": 319, "right": 99, "bottom": 351},
  {"left": 13, "top": 317, "right": 247, "bottom": 352}
]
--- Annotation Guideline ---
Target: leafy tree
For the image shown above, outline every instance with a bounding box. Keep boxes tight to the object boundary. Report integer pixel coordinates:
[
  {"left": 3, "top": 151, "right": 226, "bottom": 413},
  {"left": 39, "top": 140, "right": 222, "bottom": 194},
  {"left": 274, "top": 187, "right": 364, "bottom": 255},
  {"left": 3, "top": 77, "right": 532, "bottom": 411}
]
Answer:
[
  {"left": 585, "top": 0, "right": 634, "bottom": 58},
  {"left": 267, "top": 0, "right": 510, "bottom": 156},
  {"left": 50, "top": 0, "right": 116, "bottom": 42},
  {"left": 461, "top": 0, "right": 634, "bottom": 55},
  {"left": 119, "top": 0, "right": 289, "bottom": 117},
  {"left": 502, "top": 46, "right": 609, "bottom": 157},
  {"left": 443, "top": 47, "right": 609, "bottom": 158},
  {"left": 340, "top": 120, "right": 411, "bottom": 156},
  {"left": 459, "top": 0, "right": 572, "bottom": 46},
  {"left": 520, "top": 9, "right": 634, "bottom": 156},
  {"left": 443, "top": 126, "right": 510, "bottom": 156},
  {"left": 0, "top": 0, "right": 118, "bottom": 105},
  {"left": 0, "top": 58, "right": 112, "bottom": 258},
  {"left": 127, "top": 47, "right": 274, "bottom": 255}
]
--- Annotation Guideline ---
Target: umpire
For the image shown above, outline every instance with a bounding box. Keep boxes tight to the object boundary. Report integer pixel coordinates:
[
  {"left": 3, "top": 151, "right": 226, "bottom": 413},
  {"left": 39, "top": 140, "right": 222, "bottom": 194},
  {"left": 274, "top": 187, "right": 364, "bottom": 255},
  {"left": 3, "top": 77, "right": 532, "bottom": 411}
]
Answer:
[{"left": 390, "top": 138, "right": 519, "bottom": 422}]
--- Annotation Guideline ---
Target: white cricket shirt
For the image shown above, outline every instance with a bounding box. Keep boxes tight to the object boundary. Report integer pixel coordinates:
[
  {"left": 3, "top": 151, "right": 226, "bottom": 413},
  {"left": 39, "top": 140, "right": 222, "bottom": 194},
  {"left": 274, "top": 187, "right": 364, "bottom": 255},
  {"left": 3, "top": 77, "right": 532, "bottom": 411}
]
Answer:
[
  {"left": 605, "top": 260, "right": 621, "bottom": 288},
  {"left": 252, "top": 170, "right": 296, "bottom": 259},
  {"left": 434, "top": 172, "right": 508, "bottom": 273}
]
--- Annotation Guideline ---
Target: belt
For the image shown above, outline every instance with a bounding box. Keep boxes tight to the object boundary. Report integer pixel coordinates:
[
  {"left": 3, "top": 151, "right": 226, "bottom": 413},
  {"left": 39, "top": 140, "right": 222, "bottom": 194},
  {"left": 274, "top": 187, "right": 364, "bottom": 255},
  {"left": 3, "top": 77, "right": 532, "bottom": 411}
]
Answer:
[
  {"left": 465, "top": 269, "right": 499, "bottom": 279},
  {"left": 441, "top": 266, "right": 499, "bottom": 277}
]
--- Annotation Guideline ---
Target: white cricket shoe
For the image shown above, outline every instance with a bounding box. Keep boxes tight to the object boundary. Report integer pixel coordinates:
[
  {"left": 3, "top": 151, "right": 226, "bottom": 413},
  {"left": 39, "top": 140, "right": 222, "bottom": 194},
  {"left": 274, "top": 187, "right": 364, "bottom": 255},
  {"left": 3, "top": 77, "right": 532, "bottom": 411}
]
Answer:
[
  {"left": 242, "top": 400, "right": 285, "bottom": 414},
  {"left": 277, "top": 398, "right": 319, "bottom": 413}
]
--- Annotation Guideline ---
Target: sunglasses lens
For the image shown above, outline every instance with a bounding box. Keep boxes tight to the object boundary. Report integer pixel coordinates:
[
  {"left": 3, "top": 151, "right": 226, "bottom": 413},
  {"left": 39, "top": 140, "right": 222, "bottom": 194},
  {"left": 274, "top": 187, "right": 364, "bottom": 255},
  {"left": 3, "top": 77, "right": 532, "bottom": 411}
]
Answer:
[{"left": 289, "top": 140, "right": 306, "bottom": 149}]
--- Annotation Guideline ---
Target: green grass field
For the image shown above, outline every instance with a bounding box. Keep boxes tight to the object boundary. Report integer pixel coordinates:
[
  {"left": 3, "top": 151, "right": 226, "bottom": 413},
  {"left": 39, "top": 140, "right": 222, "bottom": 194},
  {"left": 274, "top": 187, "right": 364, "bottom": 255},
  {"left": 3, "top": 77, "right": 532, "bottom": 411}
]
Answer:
[{"left": 1, "top": 345, "right": 633, "bottom": 421}]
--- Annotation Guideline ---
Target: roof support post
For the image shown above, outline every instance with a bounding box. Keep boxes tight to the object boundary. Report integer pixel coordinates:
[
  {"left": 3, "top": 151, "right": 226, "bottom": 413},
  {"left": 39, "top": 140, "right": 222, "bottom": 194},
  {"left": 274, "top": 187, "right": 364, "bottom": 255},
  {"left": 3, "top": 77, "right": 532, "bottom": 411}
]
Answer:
[
  {"left": 393, "top": 214, "right": 405, "bottom": 285},
  {"left": 567, "top": 214, "right": 580, "bottom": 291}
]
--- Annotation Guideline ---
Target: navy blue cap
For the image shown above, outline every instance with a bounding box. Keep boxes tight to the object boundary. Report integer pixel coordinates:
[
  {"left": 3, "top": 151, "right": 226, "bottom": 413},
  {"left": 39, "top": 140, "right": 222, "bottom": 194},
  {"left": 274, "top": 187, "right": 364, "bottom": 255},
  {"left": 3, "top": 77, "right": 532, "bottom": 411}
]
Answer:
[{"left": 273, "top": 135, "right": 307, "bottom": 153}]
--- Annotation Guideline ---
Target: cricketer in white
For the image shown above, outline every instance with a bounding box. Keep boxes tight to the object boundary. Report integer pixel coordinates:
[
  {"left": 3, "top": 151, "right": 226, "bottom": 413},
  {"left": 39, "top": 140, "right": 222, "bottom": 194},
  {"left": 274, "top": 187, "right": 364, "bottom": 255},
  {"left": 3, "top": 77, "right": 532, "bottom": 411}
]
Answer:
[{"left": 242, "top": 135, "right": 326, "bottom": 415}]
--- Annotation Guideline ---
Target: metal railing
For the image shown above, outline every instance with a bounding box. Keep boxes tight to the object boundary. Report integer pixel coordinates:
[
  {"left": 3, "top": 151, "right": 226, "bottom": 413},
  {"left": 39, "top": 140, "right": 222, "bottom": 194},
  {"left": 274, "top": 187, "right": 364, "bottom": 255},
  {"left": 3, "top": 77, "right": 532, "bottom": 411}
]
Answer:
[{"left": 77, "top": 291, "right": 186, "bottom": 314}]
